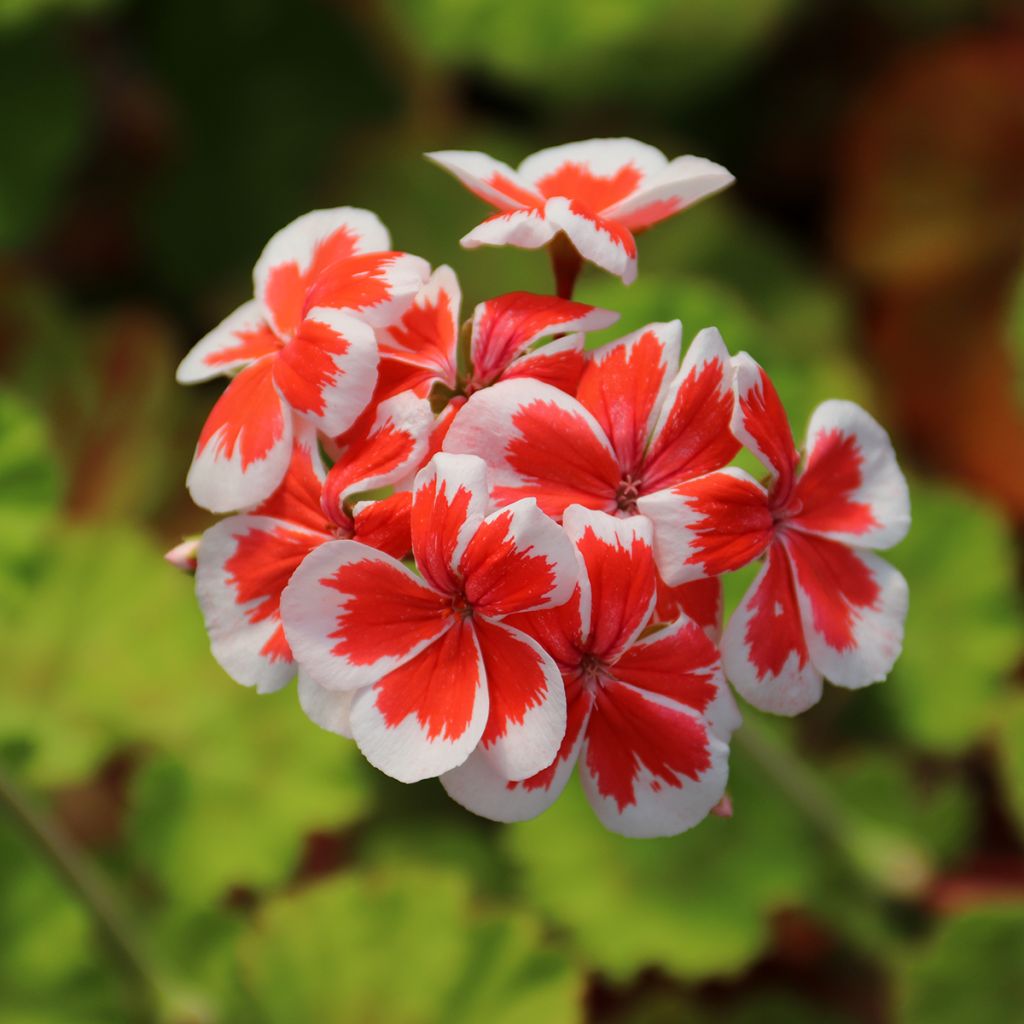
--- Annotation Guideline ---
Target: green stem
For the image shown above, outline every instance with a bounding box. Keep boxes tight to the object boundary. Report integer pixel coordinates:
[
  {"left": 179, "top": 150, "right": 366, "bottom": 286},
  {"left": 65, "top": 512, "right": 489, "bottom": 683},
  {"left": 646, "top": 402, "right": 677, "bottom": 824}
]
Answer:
[{"left": 0, "top": 767, "right": 166, "bottom": 1019}]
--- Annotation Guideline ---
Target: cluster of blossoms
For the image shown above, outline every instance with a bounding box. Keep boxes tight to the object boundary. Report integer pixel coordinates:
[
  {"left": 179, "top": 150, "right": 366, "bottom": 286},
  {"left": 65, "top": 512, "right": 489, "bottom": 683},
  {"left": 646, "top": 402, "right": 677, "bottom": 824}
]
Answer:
[{"left": 173, "top": 139, "right": 910, "bottom": 838}]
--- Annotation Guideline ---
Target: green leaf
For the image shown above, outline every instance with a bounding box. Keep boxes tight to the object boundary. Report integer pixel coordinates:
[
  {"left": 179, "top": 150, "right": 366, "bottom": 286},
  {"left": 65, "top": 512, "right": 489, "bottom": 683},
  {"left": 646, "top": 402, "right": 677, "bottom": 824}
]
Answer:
[
  {"left": 383, "top": 0, "right": 798, "bottom": 108},
  {"left": 0, "top": 389, "right": 61, "bottom": 604},
  {"left": 867, "top": 478, "right": 1023, "bottom": 753},
  {"left": 0, "top": 26, "right": 89, "bottom": 248},
  {"left": 995, "top": 695, "right": 1024, "bottom": 845},
  {"left": 826, "top": 751, "right": 975, "bottom": 868},
  {"left": 229, "top": 867, "right": 584, "bottom": 1024},
  {"left": 0, "top": 816, "right": 133, "bottom": 1023},
  {"left": 503, "top": 734, "right": 820, "bottom": 982},
  {"left": 897, "top": 904, "right": 1024, "bottom": 1024},
  {"left": 126, "top": 695, "right": 373, "bottom": 908},
  {"left": 2, "top": 523, "right": 373, "bottom": 906}
]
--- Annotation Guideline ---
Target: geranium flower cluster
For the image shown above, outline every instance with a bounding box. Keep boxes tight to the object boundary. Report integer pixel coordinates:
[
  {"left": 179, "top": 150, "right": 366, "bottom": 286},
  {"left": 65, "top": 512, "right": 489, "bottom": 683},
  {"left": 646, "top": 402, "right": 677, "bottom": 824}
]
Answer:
[{"left": 173, "top": 139, "right": 910, "bottom": 838}]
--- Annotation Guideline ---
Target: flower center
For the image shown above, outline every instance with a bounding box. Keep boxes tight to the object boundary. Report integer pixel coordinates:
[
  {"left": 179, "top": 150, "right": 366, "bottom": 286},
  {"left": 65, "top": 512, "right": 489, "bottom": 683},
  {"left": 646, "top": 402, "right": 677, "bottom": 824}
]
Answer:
[
  {"left": 578, "top": 652, "right": 610, "bottom": 693},
  {"left": 615, "top": 476, "right": 641, "bottom": 514},
  {"left": 450, "top": 593, "right": 474, "bottom": 620}
]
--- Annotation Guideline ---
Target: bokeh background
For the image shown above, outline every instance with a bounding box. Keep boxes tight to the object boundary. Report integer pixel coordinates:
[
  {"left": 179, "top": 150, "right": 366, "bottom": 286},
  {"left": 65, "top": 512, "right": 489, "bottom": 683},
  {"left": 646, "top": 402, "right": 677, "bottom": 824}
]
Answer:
[{"left": 3, "top": 1, "right": 1024, "bottom": 1021}]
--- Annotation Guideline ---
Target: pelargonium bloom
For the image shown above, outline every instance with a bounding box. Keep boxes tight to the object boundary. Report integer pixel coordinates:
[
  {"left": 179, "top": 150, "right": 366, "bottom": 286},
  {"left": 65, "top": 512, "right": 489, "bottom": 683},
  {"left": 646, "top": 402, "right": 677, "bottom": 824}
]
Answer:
[
  {"left": 641, "top": 354, "right": 911, "bottom": 714},
  {"left": 442, "top": 507, "right": 738, "bottom": 838},
  {"left": 444, "top": 321, "right": 738, "bottom": 534},
  {"left": 194, "top": 394, "right": 431, "bottom": 694},
  {"left": 428, "top": 139, "right": 733, "bottom": 284},
  {"left": 378, "top": 264, "right": 618, "bottom": 399},
  {"left": 280, "top": 453, "right": 578, "bottom": 784},
  {"left": 177, "top": 208, "right": 429, "bottom": 512}
]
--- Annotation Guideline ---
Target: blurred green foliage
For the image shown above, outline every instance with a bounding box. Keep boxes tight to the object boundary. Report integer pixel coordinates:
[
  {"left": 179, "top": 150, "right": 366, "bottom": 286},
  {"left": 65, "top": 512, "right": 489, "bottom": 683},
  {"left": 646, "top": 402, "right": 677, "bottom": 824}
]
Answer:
[{"left": 2, "top": 1, "right": 1023, "bottom": 1022}]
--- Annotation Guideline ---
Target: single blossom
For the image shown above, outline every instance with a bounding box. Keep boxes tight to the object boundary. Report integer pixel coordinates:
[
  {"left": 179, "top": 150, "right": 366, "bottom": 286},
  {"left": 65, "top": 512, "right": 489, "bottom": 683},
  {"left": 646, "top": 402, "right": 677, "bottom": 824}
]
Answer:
[
  {"left": 427, "top": 138, "right": 733, "bottom": 284},
  {"left": 281, "top": 453, "right": 578, "bottom": 784},
  {"left": 377, "top": 264, "right": 618, "bottom": 399},
  {"left": 177, "top": 208, "right": 429, "bottom": 512},
  {"left": 194, "top": 395, "right": 431, "bottom": 693},
  {"left": 442, "top": 507, "right": 739, "bottom": 838},
  {"left": 641, "top": 354, "right": 911, "bottom": 714},
  {"left": 444, "top": 321, "right": 739, "bottom": 545}
]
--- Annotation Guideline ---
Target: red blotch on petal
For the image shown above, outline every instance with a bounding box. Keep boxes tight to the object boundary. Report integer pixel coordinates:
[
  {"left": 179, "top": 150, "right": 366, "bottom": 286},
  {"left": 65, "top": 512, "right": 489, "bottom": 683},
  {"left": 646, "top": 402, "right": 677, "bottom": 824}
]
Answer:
[
  {"left": 783, "top": 531, "right": 881, "bottom": 653},
  {"left": 536, "top": 161, "right": 643, "bottom": 212},
  {"left": 585, "top": 682, "right": 711, "bottom": 812},
  {"left": 197, "top": 357, "right": 285, "bottom": 470},
  {"left": 373, "top": 618, "right": 480, "bottom": 741}
]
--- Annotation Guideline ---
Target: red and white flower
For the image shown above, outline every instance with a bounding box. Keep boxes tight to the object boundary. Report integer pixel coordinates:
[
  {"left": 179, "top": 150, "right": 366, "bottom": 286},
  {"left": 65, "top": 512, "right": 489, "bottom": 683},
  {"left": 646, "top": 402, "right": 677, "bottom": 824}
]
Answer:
[
  {"left": 194, "top": 396, "right": 431, "bottom": 694},
  {"left": 177, "top": 208, "right": 429, "bottom": 512},
  {"left": 641, "top": 354, "right": 911, "bottom": 714},
  {"left": 378, "top": 265, "right": 618, "bottom": 399},
  {"left": 442, "top": 507, "right": 738, "bottom": 838},
  {"left": 280, "top": 453, "right": 578, "bottom": 784},
  {"left": 427, "top": 139, "right": 733, "bottom": 284},
  {"left": 444, "top": 321, "right": 738, "bottom": 535}
]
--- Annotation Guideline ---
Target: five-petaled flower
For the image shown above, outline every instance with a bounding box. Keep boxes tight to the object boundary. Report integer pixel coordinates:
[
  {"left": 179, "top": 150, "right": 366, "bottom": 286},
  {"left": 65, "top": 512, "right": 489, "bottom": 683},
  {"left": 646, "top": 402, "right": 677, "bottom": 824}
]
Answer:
[
  {"left": 177, "top": 207, "right": 428, "bottom": 512},
  {"left": 281, "top": 453, "right": 578, "bottom": 784},
  {"left": 443, "top": 320, "right": 738, "bottom": 542},
  {"left": 442, "top": 508, "right": 739, "bottom": 838},
  {"left": 428, "top": 138, "right": 733, "bottom": 285},
  {"left": 195, "top": 395, "right": 431, "bottom": 694},
  {"left": 377, "top": 264, "right": 619, "bottom": 400},
  {"left": 641, "top": 353, "right": 911, "bottom": 714}
]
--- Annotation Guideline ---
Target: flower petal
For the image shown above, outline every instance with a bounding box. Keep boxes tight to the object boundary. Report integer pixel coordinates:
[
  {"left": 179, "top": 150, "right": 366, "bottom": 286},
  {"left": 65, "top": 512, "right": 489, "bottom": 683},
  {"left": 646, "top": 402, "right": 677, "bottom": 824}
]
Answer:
[
  {"left": 304, "top": 251, "right": 431, "bottom": 330},
  {"left": 272, "top": 308, "right": 378, "bottom": 438},
  {"left": 637, "top": 467, "right": 772, "bottom": 585},
  {"left": 322, "top": 391, "right": 433, "bottom": 518},
  {"left": 349, "top": 618, "right": 489, "bottom": 782},
  {"left": 412, "top": 452, "right": 490, "bottom": 594},
  {"left": 611, "top": 614, "right": 736, "bottom": 739},
  {"left": 460, "top": 208, "right": 557, "bottom": 251},
  {"left": 722, "top": 542, "right": 823, "bottom": 715},
  {"left": 186, "top": 356, "right": 293, "bottom": 513},
  {"left": 519, "top": 138, "right": 668, "bottom": 208},
  {"left": 280, "top": 540, "right": 451, "bottom": 692},
  {"left": 425, "top": 150, "right": 545, "bottom": 210},
  {"left": 791, "top": 399, "right": 911, "bottom": 550},
  {"left": 784, "top": 531, "right": 908, "bottom": 689},
  {"left": 460, "top": 499, "right": 578, "bottom": 617},
  {"left": 380, "top": 264, "right": 460, "bottom": 393},
  {"left": 731, "top": 352, "right": 799, "bottom": 495},
  {"left": 654, "top": 575, "right": 722, "bottom": 640},
  {"left": 443, "top": 379, "right": 620, "bottom": 519},
  {"left": 473, "top": 618, "right": 567, "bottom": 780},
  {"left": 500, "top": 333, "right": 586, "bottom": 394},
  {"left": 576, "top": 321, "right": 681, "bottom": 475},
  {"left": 195, "top": 515, "right": 325, "bottom": 693},
  {"left": 297, "top": 670, "right": 353, "bottom": 738},
  {"left": 351, "top": 492, "right": 413, "bottom": 559},
  {"left": 470, "top": 291, "right": 618, "bottom": 387},
  {"left": 563, "top": 505, "right": 656, "bottom": 661},
  {"left": 441, "top": 673, "right": 592, "bottom": 822},
  {"left": 617, "top": 613, "right": 741, "bottom": 742},
  {"left": 250, "top": 418, "right": 329, "bottom": 533},
  {"left": 253, "top": 207, "right": 392, "bottom": 337},
  {"left": 176, "top": 300, "right": 279, "bottom": 384},
  {"left": 641, "top": 326, "right": 739, "bottom": 492},
  {"left": 603, "top": 155, "right": 735, "bottom": 231},
  {"left": 544, "top": 196, "right": 637, "bottom": 283},
  {"left": 580, "top": 681, "right": 729, "bottom": 838}
]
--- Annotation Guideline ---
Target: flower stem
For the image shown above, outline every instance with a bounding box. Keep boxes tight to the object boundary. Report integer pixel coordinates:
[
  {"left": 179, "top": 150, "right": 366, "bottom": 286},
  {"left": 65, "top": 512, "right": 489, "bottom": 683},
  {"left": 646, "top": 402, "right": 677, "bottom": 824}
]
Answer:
[
  {"left": 549, "top": 233, "right": 582, "bottom": 300},
  {"left": 0, "top": 767, "right": 178, "bottom": 1020}
]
